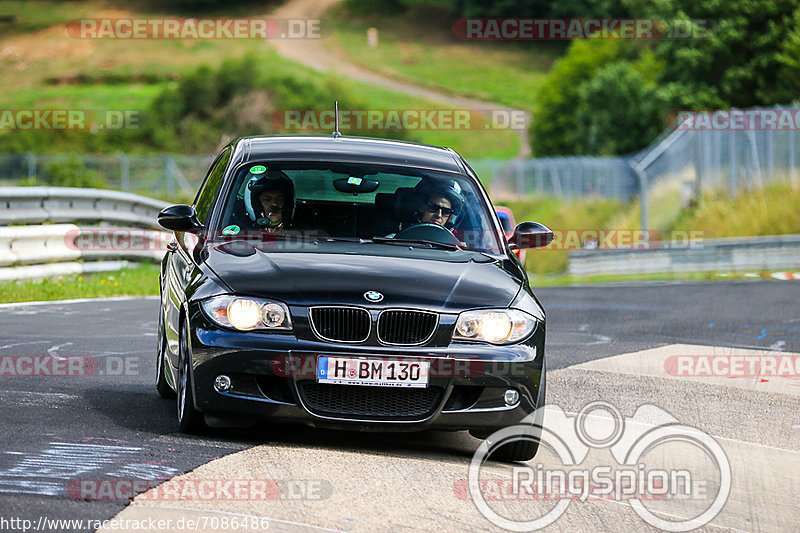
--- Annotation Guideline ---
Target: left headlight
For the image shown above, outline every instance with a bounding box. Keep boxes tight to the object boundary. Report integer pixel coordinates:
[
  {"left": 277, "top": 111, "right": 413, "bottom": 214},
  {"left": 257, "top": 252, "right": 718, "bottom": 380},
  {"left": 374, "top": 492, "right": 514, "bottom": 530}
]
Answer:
[
  {"left": 200, "top": 295, "right": 292, "bottom": 332},
  {"left": 453, "top": 308, "right": 537, "bottom": 345}
]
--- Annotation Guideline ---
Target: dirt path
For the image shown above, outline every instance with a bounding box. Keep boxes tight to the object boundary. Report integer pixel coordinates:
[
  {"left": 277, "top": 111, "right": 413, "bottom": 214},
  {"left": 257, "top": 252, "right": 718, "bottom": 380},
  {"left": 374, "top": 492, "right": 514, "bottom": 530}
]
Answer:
[{"left": 269, "top": 0, "right": 531, "bottom": 157}]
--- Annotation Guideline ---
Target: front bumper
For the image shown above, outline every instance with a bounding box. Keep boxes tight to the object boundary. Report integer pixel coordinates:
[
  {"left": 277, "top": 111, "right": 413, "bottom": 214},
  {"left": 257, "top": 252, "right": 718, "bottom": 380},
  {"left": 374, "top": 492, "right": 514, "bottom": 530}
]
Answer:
[{"left": 184, "top": 306, "right": 546, "bottom": 433}]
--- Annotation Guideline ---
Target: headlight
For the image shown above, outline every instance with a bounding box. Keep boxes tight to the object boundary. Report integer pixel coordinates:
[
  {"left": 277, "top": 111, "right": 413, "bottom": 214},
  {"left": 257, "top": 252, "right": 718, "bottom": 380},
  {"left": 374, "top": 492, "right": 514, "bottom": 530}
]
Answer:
[
  {"left": 201, "top": 295, "right": 292, "bottom": 331},
  {"left": 453, "top": 309, "right": 537, "bottom": 344}
]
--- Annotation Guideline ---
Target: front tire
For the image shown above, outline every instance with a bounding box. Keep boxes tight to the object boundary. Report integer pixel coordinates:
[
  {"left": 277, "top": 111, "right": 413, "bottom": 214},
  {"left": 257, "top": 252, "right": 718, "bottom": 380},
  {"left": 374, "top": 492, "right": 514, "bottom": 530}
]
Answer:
[
  {"left": 489, "top": 436, "right": 540, "bottom": 463},
  {"left": 177, "top": 318, "right": 205, "bottom": 433},
  {"left": 486, "top": 367, "right": 546, "bottom": 463},
  {"left": 156, "top": 309, "right": 175, "bottom": 399}
]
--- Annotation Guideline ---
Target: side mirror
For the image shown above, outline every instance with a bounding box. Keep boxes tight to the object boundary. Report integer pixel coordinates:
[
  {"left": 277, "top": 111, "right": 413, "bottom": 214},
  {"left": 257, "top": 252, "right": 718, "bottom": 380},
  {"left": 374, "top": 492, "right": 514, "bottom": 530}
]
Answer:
[
  {"left": 509, "top": 222, "right": 554, "bottom": 249},
  {"left": 157, "top": 204, "right": 203, "bottom": 232}
]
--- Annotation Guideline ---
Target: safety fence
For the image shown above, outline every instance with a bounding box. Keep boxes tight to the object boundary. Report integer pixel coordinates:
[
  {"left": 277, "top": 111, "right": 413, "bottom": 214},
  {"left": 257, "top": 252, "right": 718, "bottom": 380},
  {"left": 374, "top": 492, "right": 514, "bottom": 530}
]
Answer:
[
  {"left": 2, "top": 105, "right": 797, "bottom": 215},
  {"left": 0, "top": 153, "right": 212, "bottom": 200}
]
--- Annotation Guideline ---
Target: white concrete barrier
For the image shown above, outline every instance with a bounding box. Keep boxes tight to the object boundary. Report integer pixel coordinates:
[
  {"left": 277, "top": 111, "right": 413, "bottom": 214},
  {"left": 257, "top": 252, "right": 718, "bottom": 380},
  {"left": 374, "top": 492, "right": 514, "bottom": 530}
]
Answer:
[
  {"left": 0, "top": 224, "right": 80, "bottom": 267},
  {"left": 0, "top": 260, "right": 130, "bottom": 282}
]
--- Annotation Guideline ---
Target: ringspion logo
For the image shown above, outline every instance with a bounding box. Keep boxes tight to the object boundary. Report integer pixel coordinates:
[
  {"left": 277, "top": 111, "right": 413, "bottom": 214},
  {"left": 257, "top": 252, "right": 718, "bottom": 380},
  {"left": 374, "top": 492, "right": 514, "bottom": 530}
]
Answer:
[{"left": 467, "top": 402, "right": 730, "bottom": 531}]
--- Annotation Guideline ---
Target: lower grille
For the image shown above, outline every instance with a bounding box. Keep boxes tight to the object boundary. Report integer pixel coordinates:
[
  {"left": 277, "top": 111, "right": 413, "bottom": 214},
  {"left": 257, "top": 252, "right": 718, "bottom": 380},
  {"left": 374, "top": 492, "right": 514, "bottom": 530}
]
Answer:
[
  {"left": 378, "top": 310, "right": 438, "bottom": 345},
  {"left": 297, "top": 381, "right": 443, "bottom": 420},
  {"left": 310, "top": 307, "right": 370, "bottom": 343}
]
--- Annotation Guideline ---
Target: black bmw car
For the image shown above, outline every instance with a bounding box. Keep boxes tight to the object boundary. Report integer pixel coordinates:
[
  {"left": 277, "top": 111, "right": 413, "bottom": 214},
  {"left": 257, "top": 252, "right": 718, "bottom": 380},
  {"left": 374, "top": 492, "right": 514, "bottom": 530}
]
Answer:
[{"left": 156, "top": 135, "right": 553, "bottom": 461}]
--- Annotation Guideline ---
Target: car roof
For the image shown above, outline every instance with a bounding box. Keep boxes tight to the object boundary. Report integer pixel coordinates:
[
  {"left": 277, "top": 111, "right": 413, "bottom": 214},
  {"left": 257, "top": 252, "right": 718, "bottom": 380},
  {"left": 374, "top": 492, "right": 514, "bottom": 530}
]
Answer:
[{"left": 230, "top": 135, "right": 466, "bottom": 174}]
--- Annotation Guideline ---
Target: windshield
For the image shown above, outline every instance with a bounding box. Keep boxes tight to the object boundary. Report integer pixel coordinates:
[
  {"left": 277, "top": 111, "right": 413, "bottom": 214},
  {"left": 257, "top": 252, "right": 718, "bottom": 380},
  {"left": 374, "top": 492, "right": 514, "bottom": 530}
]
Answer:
[{"left": 214, "top": 161, "right": 503, "bottom": 254}]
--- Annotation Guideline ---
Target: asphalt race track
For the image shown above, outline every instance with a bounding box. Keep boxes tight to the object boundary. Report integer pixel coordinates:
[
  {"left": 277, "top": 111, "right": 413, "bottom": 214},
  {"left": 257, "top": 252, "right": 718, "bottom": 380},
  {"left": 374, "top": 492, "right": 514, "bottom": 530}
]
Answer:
[{"left": 0, "top": 280, "right": 797, "bottom": 532}]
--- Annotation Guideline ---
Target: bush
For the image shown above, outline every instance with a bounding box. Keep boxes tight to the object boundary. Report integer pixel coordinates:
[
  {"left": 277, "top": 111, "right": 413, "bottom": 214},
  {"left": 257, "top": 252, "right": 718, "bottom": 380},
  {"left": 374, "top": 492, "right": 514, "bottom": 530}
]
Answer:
[
  {"left": 37, "top": 157, "right": 107, "bottom": 188},
  {"left": 527, "top": 0, "right": 800, "bottom": 157},
  {"left": 651, "top": 0, "right": 800, "bottom": 108},
  {"left": 145, "top": 53, "right": 414, "bottom": 153},
  {"left": 529, "top": 39, "right": 637, "bottom": 156},
  {"left": 343, "top": 0, "right": 630, "bottom": 18},
  {"left": 573, "top": 55, "right": 666, "bottom": 155}
]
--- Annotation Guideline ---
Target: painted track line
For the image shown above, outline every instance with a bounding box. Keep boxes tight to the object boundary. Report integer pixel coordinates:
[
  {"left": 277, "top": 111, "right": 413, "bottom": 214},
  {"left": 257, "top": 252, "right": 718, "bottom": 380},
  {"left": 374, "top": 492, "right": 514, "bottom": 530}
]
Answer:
[{"left": 0, "top": 295, "right": 158, "bottom": 309}]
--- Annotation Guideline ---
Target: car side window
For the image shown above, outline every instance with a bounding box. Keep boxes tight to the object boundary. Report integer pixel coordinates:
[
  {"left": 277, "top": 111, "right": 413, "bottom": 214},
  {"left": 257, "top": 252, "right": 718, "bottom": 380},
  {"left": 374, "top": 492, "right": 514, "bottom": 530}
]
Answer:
[{"left": 194, "top": 148, "right": 231, "bottom": 225}]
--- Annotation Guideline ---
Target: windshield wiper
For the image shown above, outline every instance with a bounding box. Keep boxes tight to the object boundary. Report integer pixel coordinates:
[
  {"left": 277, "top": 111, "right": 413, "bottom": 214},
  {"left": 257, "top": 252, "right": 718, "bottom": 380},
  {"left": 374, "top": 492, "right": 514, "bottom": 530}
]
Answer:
[
  {"left": 319, "top": 237, "right": 369, "bottom": 243},
  {"left": 370, "top": 237, "right": 461, "bottom": 251}
]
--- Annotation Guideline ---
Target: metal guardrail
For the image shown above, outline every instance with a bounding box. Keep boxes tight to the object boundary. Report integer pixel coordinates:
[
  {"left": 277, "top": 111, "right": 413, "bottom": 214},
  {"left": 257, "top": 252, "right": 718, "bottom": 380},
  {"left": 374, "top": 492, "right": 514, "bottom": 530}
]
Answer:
[
  {"left": 0, "top": 187, "right": 171, "bottom": 280},
  {"left": 567, "top": 234, "right": 800, "bottom": 277},
  {"left": 0, "top": 186, "right": 169, "bottom": 229}
]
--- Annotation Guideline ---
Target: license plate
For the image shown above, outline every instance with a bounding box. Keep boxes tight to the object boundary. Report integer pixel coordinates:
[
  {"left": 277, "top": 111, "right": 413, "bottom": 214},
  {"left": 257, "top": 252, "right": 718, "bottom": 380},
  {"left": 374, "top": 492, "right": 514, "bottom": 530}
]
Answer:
[{"left": 316, "top": 357, "right": 429, "bottom": 388}]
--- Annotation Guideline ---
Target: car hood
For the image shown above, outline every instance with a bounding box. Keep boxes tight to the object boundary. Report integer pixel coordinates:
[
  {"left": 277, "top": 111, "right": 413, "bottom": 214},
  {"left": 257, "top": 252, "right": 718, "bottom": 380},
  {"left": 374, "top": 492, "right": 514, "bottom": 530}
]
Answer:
[{"left": 202, "top": 243, "right": 522, "bottom": 311}]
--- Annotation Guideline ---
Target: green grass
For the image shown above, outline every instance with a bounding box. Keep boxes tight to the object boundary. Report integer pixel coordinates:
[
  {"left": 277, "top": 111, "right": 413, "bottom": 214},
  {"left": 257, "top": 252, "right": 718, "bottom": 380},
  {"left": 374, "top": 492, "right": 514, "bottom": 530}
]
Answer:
[
  {"left": 0, "top": 262, "right": 160, "bottom": 303},
  {"left": 327, "top": 5, "right": 563, "bottom": 111},
  {"left": 334, "top": 72, "right": 520, "bottom": 159},
  {"left": 609, "top": 181, "right": 800, "bottom": 238},
  {"left": 671, "top": 181, "right": 800, "bottom": 238},
  {"left": 0, "top": 2, "right": 521, "bottom": 159},
  {"left": 501, "top": 181, "right": 800, "bottom": 277},
  {"left": 2, "top": 84, "right": 166, "bottom": 111},
  {"left": 0, "top": 1, "right": 99, "bottom": 34},
  {"left": 498, "top": 196, "right": 624, "bottom": 274}
]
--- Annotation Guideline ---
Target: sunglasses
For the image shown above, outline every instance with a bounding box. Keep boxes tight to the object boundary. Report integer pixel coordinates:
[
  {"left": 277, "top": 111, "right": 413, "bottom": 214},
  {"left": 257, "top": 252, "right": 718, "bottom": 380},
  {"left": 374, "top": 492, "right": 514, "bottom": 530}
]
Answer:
[{"left": 425, "top": 201, "right": 453, "bottom": 216}]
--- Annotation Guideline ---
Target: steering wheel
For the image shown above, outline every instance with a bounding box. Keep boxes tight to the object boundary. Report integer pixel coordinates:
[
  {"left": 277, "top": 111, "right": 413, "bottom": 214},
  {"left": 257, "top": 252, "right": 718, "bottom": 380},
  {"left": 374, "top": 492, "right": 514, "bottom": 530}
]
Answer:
[{"left": 394, "top": 223, "right": 463, "bottom": 248}]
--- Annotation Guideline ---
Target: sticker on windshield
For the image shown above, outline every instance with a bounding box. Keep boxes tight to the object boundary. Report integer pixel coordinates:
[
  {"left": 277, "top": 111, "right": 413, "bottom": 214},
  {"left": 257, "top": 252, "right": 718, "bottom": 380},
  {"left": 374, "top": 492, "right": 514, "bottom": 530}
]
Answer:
[
  {"left": 222, "top": 225, "right": 240, "bottom": 235},
  {"left": 347, "top": 177, "right": 362, "bottom": 185},
  {"left": 250, "top": 165, "right": 266, "bottom": 174}
]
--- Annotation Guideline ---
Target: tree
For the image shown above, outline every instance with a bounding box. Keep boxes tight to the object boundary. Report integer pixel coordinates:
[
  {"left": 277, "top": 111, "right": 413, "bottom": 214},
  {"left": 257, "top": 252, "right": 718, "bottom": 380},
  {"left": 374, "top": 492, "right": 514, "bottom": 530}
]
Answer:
[
  {"left": 574, "top": 56, "right": 665, "bottom": 155},
  {"left": 652, "top": 0, "right": 800, "bottom": 107},
  {"left": 529, "top": 39, "right": 636, "bottom": 155}
]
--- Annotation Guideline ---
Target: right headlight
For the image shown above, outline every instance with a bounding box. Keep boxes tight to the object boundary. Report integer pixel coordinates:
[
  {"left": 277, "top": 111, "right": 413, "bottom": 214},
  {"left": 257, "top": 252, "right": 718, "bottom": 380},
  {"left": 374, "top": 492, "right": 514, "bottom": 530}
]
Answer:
[
  {"left": 200, "top": 295, "right": 292, "bottom": 332},
  {"left": 453, "top": 308, "right": 537, "bottom": 345}
]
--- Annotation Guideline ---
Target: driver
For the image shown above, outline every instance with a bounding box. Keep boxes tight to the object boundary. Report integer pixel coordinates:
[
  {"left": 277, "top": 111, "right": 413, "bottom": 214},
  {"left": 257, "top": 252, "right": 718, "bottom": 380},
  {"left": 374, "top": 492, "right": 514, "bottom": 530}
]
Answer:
[
  {"left": 244, "top": 170, "right": 295, "bottom": 234},
  {"left": 419, "top": 192, "right": 454, "bottom": 227},
  {"left": 410, "top": 179, "right": 463, "bottom": 230}
]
